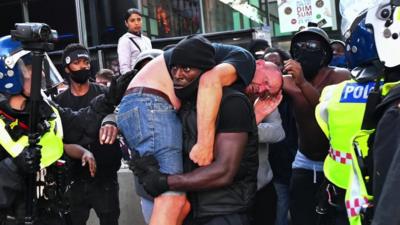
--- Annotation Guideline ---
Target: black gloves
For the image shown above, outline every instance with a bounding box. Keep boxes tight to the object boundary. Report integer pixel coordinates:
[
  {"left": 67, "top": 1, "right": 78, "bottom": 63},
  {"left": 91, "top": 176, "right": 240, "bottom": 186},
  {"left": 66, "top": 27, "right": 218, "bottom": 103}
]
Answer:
[
  {"left": 129, "top": 154, "right": 170, "bottom": 197},
  {"left": 140, "top": 169, "right": 169, "bottom": 198},
  {"left": 106, "top": 70, "right": 137, "bottom": 106},
  {"left": 14, "top": 145, "right": 42, "bottom": 174},
  {"left": 129, "top": 154, "right": 158, "bottom": 176}
]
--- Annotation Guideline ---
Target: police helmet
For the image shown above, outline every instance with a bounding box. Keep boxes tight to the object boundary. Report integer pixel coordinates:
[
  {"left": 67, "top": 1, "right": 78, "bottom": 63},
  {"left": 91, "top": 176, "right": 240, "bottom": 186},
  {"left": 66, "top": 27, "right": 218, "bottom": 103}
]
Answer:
[
  {"left": 0, "top": 36, "right": 27, "bottom": 94},
  {"left": 344, "top": 10, "right": 380, "bottom": 82},
  {"left": 366, "top": 0, "right": 400, "bottom": 68},
  {"left": 0, "top": 35, "right": 63, "bottom": 95},
  {"left": 344, "top": 10, "right": 378, "bottom": 69},
  {"left": 290, "top": 26, "right": 333, "bottom": 65},
  {"left": 133, "top": 49, "right": 163, "bottom": 71}
]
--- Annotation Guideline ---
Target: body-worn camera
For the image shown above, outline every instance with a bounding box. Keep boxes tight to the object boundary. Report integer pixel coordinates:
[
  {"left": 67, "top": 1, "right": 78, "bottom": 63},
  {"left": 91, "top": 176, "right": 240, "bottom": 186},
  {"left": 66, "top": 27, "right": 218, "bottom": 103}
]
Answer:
[{"left": 11, "top": 23, "right": 57, "bottom": 43}]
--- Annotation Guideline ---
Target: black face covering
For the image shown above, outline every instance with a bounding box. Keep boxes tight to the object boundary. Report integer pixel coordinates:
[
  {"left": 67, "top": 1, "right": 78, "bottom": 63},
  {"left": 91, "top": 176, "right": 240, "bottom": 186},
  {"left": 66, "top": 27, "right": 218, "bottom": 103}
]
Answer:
[
  {"left": 69, "top": 69, "right": 91, "bottom": 84},
  {"left": 296, "top": 50, "right": 324, "bottom": 81},
  {"left": 174, "top": 75, "right": 201, "bottom": 102}
]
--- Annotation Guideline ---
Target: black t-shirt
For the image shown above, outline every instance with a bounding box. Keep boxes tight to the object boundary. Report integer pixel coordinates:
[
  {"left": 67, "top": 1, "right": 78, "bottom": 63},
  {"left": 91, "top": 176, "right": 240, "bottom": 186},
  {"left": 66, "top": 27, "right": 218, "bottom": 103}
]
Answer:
[
  {"left": 216, "top": 90, "right": 254, "bottom": 133},
  {"left": 164, "top": 43, "right": 255, "bottom": 91},
  {"left": 54, "top": 82, "right": 121, "bottom": 179},
  {"left": 54, "top": 83, "right": 107, "bottom": 111},
  {"left": 180, "top": 88, "right": 258, "bottom": 217}
]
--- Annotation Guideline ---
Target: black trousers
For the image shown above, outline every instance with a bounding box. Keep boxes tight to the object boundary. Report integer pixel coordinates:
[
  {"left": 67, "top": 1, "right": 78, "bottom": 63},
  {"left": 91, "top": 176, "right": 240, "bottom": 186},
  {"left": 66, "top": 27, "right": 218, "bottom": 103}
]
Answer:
[
  {"left": 290, "top": 168, "right": 324, "bottom": 225},
  {"left": 68, "top": 177, "right": 120, "bottom": 225},
  {"left": 251, "top": 182, "right": 277, "bottom": 225},
  {"left": 184, "top": 213, "right": 250, "bottom": 225}
]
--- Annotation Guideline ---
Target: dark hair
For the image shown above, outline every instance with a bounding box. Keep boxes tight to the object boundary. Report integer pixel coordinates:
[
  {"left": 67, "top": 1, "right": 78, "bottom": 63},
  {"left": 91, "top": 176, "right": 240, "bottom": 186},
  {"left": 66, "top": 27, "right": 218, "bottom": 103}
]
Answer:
[
  {"left": 264, "top": 47, "right": 291, "bottom": 63},
  {"left": 124, "top": 8, "right": 142, "bottom": 22},
  {"left": 330, "top": 39, "right": 345, "bottom": 48},
  {"left": 96, "top": 68, "right": 114, "bottom": 81},
  {"left": 248, "top": 39, "right": 270, "bottom": 59},
  {"left": 61, "top": 43, "right": 89, "bottom": 68}
]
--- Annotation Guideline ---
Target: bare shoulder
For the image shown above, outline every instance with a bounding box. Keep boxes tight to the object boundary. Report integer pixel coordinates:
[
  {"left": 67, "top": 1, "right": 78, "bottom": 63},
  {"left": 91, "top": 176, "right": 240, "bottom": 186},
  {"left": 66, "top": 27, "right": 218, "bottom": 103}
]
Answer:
[{"left": 328, "top": 66, "right": 351, "bottom": 84}]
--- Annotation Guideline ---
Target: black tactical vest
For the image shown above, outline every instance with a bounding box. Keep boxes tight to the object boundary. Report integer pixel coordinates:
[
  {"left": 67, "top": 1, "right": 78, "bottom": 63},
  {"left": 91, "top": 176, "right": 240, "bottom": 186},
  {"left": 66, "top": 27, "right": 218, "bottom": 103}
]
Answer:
[{"left": 179, "top": 88, "right": 258, "bottom": 219}]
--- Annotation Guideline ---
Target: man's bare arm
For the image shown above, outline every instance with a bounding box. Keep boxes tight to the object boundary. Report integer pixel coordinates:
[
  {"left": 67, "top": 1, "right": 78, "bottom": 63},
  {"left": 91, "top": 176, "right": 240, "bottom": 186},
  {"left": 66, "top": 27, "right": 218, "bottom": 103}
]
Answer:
[
  {"left": 191, "top": 63, "right": 237, "bottom": 166},
  {"left": 64, "top": 144, "right": 96, "bottom": 177},
  {"left": 169, "top": 132, "right": 247, "bottom": 191},
  {"left": 283, "top": 59, "right": 321, "bottom": 107}
]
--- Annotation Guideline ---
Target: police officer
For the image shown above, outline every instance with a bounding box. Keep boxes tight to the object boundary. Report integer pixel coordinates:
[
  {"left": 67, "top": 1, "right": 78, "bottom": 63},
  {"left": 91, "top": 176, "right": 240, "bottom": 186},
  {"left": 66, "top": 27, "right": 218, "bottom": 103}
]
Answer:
[
  {"left": 316, "top": 3, "right": 400, "bottom": 224},
  {"left": 0, "top": 35, "right": 133, "bottom": 224},
  {"left": 315, "top": 10, "right": 380, "bottom": 225},
  {"left": 363, "top": 1, "right": 400, "bottom": 224}
]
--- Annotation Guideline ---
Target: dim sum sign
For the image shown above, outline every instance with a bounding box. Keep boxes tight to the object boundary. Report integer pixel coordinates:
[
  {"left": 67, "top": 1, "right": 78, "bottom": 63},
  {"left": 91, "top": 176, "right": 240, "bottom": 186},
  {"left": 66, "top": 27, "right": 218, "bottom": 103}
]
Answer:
[{"left": 277, "top": 0, "right": 335, "bottom": 33}]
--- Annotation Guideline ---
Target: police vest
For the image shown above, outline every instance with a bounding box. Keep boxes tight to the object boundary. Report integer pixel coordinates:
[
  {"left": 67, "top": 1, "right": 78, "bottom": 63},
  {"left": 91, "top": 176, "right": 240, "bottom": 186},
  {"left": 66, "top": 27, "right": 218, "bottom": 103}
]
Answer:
[
  {"left": 345, "top": 81, "right": 400, "bottom": 225},
  {"left": 316, "top": 80, "right": 376, "bottom": 189},
  {"left": 0, "top": 105, "right": 64, "bottom": 168}
]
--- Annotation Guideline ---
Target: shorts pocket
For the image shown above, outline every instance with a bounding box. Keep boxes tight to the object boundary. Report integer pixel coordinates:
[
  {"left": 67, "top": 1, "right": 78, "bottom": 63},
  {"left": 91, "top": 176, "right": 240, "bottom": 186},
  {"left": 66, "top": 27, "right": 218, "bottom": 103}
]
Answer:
[{"left": 117, "top": 107, "right": 143, "bottom": 150}]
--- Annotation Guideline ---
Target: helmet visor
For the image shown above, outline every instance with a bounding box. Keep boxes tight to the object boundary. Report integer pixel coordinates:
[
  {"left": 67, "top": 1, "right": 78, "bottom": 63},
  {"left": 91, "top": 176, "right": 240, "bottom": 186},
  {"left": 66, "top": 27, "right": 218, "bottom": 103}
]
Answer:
[
  {"left": 43, "top": 53, "right": 63, "bottom": 90},
  {"left": 14, "top": 52, "right": 63, "bottom": 95}
]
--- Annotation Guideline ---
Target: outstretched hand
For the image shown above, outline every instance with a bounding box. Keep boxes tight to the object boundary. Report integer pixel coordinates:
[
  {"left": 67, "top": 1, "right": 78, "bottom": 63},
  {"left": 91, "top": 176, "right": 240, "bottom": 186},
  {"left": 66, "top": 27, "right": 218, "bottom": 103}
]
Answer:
[
  {"left": 189, "top": 143, "right": 214, "bottom": 166},
  {"left": 254, "top": 92, "right": 283, "bottom": 124},
  {"left": 81, "top": 151, "right": 96, "bottom": 177}
]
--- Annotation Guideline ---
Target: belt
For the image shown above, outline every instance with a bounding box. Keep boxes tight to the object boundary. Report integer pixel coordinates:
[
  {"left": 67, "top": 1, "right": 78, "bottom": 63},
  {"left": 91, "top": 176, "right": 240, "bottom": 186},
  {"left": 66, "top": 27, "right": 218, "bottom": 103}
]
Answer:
[{"left": 124, "top": 87, "right": 171, "bottom": 105}]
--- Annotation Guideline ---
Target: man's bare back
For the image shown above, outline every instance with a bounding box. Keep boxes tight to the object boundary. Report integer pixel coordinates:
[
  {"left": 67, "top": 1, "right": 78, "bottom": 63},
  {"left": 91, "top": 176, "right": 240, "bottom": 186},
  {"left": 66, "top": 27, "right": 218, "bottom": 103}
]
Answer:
[{"left": 127, "top": 55, "right": 181, "bottom": 109}]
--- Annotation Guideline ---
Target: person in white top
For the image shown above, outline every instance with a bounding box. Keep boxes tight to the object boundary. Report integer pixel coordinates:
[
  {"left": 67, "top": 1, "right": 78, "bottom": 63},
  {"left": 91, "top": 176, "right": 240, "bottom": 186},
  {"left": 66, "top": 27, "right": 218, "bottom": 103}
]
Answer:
[{"left": 117, "top": 8, "right": 152, "bottom": 75}]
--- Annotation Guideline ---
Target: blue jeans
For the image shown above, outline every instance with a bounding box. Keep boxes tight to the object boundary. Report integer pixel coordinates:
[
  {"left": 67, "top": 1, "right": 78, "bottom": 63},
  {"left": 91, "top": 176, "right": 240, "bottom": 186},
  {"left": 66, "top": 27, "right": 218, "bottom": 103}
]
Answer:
[
  {"left": 117, "top": 91, "right": 183, "bottom": 222},
  {"left": 273, "top": 182, "right": 290, "bottom": 225},
  {"left": 117, "top": 91, "right": 183, "bottom": 175}
]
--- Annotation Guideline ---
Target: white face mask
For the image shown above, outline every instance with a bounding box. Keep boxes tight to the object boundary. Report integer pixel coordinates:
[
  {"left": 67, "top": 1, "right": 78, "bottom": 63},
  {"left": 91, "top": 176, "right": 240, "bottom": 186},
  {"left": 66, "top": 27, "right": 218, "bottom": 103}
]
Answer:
[{"left": 366, "top": 1, "right": 400, "bottom": 68}]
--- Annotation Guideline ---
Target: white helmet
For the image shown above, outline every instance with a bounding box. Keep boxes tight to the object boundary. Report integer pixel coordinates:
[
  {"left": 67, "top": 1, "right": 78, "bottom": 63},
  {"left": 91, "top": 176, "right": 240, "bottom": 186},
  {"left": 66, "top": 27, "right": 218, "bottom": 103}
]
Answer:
[{"left": 366, "top": 0, "right": 400, "bottom": 68}]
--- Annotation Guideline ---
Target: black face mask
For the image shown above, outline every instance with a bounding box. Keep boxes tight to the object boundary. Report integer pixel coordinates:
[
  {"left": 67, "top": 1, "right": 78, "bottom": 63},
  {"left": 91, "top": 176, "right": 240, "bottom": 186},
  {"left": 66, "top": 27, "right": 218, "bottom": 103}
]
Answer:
[
  {"left": 69, "top": 69, "right": 91, "bottom": 84},
  {"left": 174, "top": 75, "right": 201, "bottom": 102},
  {"left": 296, "top": 50, "right": 325, "bottom": 81}
]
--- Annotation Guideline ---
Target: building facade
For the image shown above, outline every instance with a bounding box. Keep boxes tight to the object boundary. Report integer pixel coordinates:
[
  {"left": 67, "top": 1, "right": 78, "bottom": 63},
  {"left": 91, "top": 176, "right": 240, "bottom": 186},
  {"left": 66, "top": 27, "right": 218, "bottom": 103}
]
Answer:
[{"left": 0, "top": 0, "right": 343, "bottom": 72}]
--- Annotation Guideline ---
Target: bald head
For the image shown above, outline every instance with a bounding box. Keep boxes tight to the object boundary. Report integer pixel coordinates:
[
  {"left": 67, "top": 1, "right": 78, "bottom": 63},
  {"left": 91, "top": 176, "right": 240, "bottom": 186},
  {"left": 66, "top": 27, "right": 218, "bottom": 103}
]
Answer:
[{"left": 245, "top": 60, "right": 283, "bottom": 101}]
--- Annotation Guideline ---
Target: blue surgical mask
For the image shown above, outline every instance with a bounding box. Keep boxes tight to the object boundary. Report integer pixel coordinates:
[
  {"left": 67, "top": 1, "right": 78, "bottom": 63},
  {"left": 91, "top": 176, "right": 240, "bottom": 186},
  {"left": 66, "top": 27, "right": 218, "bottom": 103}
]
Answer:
[{"left": 330, "top": 55, "right": 347, "bottom": 68}]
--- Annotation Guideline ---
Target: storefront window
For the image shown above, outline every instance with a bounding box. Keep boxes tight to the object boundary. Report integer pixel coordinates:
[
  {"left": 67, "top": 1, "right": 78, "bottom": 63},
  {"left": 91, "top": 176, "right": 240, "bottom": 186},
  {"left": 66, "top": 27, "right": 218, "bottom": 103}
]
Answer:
[{"left": 142, "top": 0, "right": 202, "bottom": 38}]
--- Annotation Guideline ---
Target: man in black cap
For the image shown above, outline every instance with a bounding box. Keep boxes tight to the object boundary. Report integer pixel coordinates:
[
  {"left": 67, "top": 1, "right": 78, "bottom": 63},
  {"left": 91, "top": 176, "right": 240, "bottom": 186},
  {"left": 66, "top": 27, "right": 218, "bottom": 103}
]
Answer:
[
  {"left": 54, "top": 43, "right": 122, "bottom": 225},
  {"left": 117, "top": 35, "right": 255, "bottom": 225},
  {"left": 283, "top": 26, "right": 350, "bottom": 225}
]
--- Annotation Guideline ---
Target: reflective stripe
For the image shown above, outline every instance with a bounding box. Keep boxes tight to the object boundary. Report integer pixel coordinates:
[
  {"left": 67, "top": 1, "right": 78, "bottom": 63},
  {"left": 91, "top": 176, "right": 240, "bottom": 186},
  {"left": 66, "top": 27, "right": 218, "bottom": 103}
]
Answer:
[
  {"left": 329, "top": 148, "right": 353, "bottom": 165},
  {"left": 346, "top": 197, "right": 369, "bottom": 217},
  {"left": 0, "top": 119, "right": 28, "bottom": 157},
  {"left": 0, "top": 104, "right": 63, "bottom": 167}
]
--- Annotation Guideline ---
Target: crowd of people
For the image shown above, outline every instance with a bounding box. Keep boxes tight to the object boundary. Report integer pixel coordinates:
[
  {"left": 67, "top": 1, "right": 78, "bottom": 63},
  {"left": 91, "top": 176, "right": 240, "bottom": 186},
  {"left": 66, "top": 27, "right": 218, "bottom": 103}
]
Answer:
[{"left": 1, "top": 1, "right": 400, "bottom": 225}]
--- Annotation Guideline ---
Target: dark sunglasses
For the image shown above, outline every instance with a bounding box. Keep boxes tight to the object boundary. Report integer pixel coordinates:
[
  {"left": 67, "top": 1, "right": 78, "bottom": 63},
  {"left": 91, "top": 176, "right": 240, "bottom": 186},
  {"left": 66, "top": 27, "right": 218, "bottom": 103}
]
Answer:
[{"left": 294, "top": 40, "right": 322, "bottom": 51}]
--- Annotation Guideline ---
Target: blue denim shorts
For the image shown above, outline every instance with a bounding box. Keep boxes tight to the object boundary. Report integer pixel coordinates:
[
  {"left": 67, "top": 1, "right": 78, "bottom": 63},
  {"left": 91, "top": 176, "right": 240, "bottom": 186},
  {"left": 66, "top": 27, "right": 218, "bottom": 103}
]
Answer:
[{"left": 116, "top": 91, "right": 183, "bottom": 175}]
